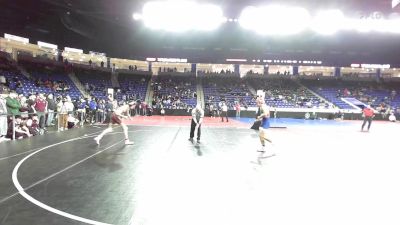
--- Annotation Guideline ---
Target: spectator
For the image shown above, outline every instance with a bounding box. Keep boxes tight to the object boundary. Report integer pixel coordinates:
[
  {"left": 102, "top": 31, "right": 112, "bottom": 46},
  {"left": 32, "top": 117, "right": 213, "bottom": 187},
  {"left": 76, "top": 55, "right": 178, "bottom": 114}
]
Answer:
[
  {"left": 235, "top": 102, "right": 241, "bottom": 118},
  {"left": 67, "top": 114, "right": 80, "bottom": 129},
  {"left": 147, "top": 104, "right": 153, "bottom": 116},
  {"left": 209, "top": 104, "right": 214, "bottom": 117},
  {"left": 389, "top": 112, "right": 396, "bottom": 122},
  {"left": 221, "top": 102, "right": 228, "bottom": 122},
  {"left": 0, "top": 74, "right": 6, "bottom": 85},
  {"left": 65, "top": 96, "right": 75, "bottom": 113},
  {"left": 77, "top": 98, "right": 86, "bottom": 126},
  {"left": 7, "top": 116, "right": 31, "bottom": 139},
  {"left": 25, "top": 95, "right": 36, "bottom": 116},
  {"left": 16, "top": 80, "right": 23, "bottom": 88},
  {"left": 84, "top": 83, "right": 89, "bottom": 91},
  {"left": 34, "top": 93, "right": 48, "bottom": 129},
  {"left": 103, "top": 98, "right": 112, "bottom": 121},
  {"left": 139, "top": 102, "right": 143, "bottom": 115},
  {"left": 96, "top": 99, "right": 104, "bottom": 123},
  {"left": 390, "top": 90, "right": 396, "bottom": 100},
  {"left": 0, "top": 94, "right": 8, "bottom": 141},
  {"left": 46, "top": 94, "right": 56, "bottom": 126},
  {"left": 57, "top": 97, "right": 69, "bottom": 131},
  {"left": 27, "top": 115, "right": 40, "bottom": 136},
  {"left": 6, "top": 92, "right": 21, "bottom": 116},
  {"left": 88, "top": 97, "right": 97, "bottom": 124},
  {"left": 160, "top": 107, "right": 165, "bottom": 116}
]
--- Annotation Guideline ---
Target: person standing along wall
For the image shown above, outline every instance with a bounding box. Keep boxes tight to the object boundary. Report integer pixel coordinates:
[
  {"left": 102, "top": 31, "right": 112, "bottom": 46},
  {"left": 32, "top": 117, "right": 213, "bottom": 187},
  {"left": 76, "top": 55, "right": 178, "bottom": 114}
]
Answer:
[
  {"left": 46, "top": 94, "right": 56, "bottom": 126},
  {"left": 235, "top": 102, "right": 241, "bottom": 118},
  {"left": 0, "top": 94, "right": 8, "bottom": 141},
  {"left": 221, "top": 102, "right": 228, "bottom": 122},
  {"left": 5, "top": 92, "right": 21, "bottom": 116},
  {"left": 57, "top": 98, "right": 69, "bottom": 131},
  {"left": 34, "top": 93, "right": 48, "bottom": 130}
]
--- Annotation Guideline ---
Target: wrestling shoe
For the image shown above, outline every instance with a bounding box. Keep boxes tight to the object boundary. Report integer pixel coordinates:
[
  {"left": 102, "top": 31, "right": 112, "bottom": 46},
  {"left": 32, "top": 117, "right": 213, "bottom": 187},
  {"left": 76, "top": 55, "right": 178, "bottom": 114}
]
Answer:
[
  {"left": 125, "top": 140, "right": 134, "bottom": 145},
  {"left": 94, "top": 137, "right": 100, "bottom": 145},
  {"left": 257, "top": 146, "right": 265, "bottom": 153}
]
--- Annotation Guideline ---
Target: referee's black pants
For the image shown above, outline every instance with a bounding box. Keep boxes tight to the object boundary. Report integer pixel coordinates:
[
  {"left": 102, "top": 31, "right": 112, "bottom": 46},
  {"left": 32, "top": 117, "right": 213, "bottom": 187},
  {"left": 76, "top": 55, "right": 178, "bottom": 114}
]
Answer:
[
  {"left": 361, "top": 116, "right": 373, "bottom": 130},
  {"left": 221, "top": 111, "right": 228, "bottom": 122},
  {"left": 190, "top": 119, "right": 201, "bottom": 140}
]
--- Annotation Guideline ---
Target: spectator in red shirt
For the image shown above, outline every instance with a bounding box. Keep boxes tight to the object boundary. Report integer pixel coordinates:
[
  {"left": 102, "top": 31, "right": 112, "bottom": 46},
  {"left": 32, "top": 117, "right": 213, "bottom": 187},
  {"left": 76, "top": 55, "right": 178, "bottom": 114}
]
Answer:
[
  {"left": 34, "top": 93, "right": 48, "bottom": 129},
  {"left": 361, "top": 105, "right": 375, "bottom": 132},
  {"left": 141, "top": 102, "right": 147, "bottom": 116},
  {"left": 235, "top": 102, "right": 241, "bottom": 118}
]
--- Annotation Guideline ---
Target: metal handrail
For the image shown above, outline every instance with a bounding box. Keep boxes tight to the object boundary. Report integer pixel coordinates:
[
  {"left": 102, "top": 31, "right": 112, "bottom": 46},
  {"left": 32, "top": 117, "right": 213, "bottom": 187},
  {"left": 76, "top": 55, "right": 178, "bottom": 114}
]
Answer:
[{"left": 0, "top": 109, "right": 109, "bottom": 141}]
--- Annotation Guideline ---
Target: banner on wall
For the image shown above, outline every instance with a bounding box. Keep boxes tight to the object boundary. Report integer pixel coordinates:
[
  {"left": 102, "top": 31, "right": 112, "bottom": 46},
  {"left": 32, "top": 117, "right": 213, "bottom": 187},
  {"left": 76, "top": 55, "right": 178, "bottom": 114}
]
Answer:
[
  {"left": 146, "top": 57, "right": 187, "bottom": 63},
  {"left": 351, "top": 64, "right": 390, "bottom": 69},
  {"left": 89, "top": 51, "right": 106, "bottom": 57},
  {"left": 37, "top": 41, "right": 57, "bottom": 50},
  {"left": 4, "top": 33, "right": 29, "bottom": 44},
  {"left": 64, "top": 47, "right": 83, "bottom": 54}
]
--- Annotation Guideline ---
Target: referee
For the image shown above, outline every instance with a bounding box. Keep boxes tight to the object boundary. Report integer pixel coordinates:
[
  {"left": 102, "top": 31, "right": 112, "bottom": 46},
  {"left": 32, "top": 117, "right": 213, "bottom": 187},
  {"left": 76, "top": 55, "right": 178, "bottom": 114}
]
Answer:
[
  {"left": 189, "top": 104, "right": 204, "bottom": 143},
  {"left": 361, "top": 105, "right": 375, "bottom": 132}
]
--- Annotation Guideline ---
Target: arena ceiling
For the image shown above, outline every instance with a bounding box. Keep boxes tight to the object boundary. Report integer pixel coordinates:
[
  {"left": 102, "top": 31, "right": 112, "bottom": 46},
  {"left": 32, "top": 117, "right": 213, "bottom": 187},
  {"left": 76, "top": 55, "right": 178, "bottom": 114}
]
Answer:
[{"left": 0, "top": 0, "right": 399, "bottom": 65}]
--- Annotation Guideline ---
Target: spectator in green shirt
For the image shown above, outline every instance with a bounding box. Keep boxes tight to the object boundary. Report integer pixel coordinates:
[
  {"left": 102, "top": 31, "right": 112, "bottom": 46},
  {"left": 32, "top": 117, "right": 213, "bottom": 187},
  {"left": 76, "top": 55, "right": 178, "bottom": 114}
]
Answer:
[{"left": 6, "top": 92, "right": 21, "bottom": 115}]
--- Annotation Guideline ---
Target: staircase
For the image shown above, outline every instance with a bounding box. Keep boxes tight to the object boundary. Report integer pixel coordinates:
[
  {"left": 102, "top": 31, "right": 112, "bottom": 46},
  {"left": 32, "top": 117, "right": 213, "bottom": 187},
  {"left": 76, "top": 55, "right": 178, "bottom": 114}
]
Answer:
[
  {"left": 341, "top": 97, "right": 364, "bottom": 109},
  {"left": 197, "top": 78, "right": 205, "bottom": 108},
  {"left": 246, "top": 81, "right": 257, "bottom": 95},
  {"left": 144, "top": 79, "right": 154, "bottom": 104},
  {"left": 111, "top": 72, "right": 120, "bottom": 88},
  {"left": 16, "top": 65, "right": 31, "bottom": 80},
  {"left": 294, "top": 79, "right": 332, "bottom": 105},
  {"left": 68, "top": 72, "right": 90, "bottom": 98}
]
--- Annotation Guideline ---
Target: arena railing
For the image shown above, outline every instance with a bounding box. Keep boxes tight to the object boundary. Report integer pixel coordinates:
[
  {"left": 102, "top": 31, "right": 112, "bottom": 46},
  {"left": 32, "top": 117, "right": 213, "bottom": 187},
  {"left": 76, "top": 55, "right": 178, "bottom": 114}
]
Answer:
[{"left": 0, "top": 109, "right": 109, "bottom": 141}]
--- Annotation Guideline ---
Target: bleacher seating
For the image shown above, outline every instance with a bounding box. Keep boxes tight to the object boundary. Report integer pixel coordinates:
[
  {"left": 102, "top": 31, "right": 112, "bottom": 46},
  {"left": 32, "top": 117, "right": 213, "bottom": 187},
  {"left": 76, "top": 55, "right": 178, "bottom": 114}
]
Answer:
[
  {"left": 2, "top": 51, "right": 400, "bottom": 114},
  {"left": 74, "top": 68, "right": 112, "bottom": 99},
  {"left": 18, "top": 60, "right": 81, "bottom": 99},
  {"left": 301, "top": 78, "right": 400, "bottom": 110},
  {"left": 203, "top": 76, "right": 253, "bottom": 109},
  {"left": 247, "top": 77, "right": 324, "bottom": 108},
  {"left": 152, "top": 75, "right": 197, "bottom": 109},
  {"left": 117, "top": 73, "right": 149, "bottom": 101}
]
